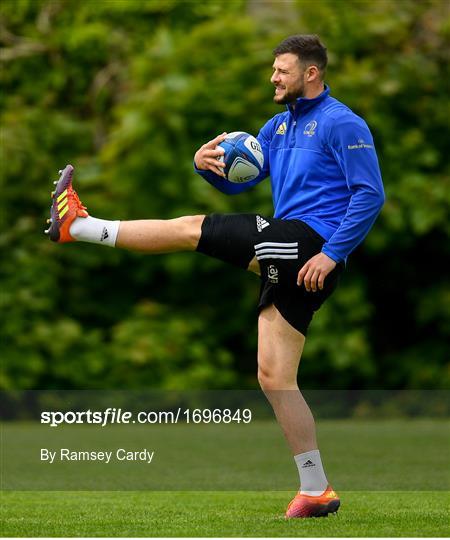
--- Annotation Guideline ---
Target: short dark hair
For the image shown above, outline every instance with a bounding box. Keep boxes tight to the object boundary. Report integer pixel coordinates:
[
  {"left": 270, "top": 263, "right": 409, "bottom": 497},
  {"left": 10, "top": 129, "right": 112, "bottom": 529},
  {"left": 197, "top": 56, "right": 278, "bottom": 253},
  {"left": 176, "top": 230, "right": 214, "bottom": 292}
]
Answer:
[{"left": 273, "top": 34, "right": 328, "bottom": 77}]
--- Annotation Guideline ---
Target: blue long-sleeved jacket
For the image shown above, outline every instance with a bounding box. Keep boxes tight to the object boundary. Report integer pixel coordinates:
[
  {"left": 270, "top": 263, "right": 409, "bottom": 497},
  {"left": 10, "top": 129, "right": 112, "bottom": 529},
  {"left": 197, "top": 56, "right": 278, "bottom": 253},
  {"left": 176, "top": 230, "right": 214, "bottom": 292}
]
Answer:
[{"left": 195, "top": 86, "right": 385, "bottom": 263}]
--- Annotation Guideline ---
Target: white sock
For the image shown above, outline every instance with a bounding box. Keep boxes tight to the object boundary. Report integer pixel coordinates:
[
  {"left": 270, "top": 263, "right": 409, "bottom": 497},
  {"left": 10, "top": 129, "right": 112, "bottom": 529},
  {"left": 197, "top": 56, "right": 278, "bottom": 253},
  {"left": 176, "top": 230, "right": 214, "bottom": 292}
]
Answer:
[
  {"left": 294, "top": 449, "right": 328, "bottom": 496},
  {"left": 70, "top": 216, "right": 120, "bottom": 247}
]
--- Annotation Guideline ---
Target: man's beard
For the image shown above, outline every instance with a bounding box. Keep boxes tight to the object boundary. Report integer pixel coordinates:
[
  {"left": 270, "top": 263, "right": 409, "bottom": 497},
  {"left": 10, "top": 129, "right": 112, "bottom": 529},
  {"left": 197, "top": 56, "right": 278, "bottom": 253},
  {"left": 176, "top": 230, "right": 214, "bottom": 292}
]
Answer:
[{"left": 273, "top": 83, "right": 305, "bottom": 105}]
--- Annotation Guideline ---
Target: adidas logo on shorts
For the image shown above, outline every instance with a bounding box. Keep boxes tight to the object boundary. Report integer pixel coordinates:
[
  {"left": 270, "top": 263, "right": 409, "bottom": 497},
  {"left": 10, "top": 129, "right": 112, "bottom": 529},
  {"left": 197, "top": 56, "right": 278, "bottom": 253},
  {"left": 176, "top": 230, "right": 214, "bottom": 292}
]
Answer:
[{"left": 256, "top": 215, "right": 270, "bottom": 232}]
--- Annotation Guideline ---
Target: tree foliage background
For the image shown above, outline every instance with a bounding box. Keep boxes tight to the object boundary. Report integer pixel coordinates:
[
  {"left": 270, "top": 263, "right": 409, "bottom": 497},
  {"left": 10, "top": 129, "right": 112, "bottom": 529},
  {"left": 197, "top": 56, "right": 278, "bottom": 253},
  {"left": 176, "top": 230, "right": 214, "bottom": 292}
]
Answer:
[{"left": 1, "top": 0, "right": 449, "bottom": 390}]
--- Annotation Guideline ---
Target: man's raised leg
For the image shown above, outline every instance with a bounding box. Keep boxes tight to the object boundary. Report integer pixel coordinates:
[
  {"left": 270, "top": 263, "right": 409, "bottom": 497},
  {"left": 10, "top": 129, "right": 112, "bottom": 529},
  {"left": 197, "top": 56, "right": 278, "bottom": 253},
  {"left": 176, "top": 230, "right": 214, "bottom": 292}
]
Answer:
[
  {"left": 257, "top": 304, "right": 340, "bottom": 518},
  {"left": 116, "top": 216, "right": 204, "bottom": 253},
  {"left": 45, "top": 165, "right": 204, "bottom": 253}
]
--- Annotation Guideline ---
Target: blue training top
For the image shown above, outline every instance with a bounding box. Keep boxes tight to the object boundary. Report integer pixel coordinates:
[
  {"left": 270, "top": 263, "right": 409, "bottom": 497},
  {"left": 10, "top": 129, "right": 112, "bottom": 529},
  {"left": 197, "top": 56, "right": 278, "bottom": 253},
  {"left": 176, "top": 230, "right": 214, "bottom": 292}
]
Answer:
[{"left": 195, "top": 86, "right": 385, "bottom": 263}]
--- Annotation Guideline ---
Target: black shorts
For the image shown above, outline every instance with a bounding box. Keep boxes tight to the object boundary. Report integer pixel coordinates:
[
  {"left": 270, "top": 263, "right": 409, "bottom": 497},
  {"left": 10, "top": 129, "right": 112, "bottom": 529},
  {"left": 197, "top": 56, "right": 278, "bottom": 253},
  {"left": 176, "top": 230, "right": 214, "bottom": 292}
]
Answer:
[{"left": 196, "top": 213, "right": 343, "bottom": 335}]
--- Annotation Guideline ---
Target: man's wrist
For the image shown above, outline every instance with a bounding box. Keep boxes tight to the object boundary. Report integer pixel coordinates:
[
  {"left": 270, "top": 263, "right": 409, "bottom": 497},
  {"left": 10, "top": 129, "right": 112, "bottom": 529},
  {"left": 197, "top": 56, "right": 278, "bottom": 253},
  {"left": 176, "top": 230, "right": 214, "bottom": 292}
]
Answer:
[{"left": 321, "top": 246, "right": 341, "bottom": 265}]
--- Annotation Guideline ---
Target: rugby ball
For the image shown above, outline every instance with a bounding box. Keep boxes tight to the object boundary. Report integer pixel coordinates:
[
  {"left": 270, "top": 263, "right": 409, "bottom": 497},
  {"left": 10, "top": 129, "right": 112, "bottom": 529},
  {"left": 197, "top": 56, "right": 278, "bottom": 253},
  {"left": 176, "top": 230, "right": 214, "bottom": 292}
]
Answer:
[{"left": 218, "top": 132, "right": 264, "bottom": 183}]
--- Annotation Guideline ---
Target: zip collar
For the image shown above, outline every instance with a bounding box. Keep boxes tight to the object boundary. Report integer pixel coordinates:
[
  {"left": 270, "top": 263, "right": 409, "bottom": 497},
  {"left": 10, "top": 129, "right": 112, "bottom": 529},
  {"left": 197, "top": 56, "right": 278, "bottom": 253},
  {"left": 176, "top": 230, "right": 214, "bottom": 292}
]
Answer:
[{"left": 287, "top": 85, "right": 330, "bottom": 118}]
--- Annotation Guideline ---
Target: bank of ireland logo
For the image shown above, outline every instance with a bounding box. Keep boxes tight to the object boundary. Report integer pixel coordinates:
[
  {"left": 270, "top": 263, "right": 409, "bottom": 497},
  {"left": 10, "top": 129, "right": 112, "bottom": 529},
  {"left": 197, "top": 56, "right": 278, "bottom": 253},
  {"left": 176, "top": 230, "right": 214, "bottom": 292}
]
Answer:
[
  {"left": 268, "top": 265, "right": 279, "bottom": 284},
  {"left": 347, "top": 137, "right": 374, "bottom": 150},
  {"left": 303, "top": 120, "right": 317, "bottom": 137}
]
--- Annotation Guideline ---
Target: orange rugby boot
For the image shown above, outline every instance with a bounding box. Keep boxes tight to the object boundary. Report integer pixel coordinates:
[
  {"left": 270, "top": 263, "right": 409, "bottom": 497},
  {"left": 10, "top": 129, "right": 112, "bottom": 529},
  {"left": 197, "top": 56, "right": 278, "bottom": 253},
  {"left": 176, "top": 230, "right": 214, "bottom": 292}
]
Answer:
[
  {"left": 44, "top": 164, "right": 88, "bottom": 242},
  {"left": 285, "top": 485, "right": 340, "bottom": 518}
]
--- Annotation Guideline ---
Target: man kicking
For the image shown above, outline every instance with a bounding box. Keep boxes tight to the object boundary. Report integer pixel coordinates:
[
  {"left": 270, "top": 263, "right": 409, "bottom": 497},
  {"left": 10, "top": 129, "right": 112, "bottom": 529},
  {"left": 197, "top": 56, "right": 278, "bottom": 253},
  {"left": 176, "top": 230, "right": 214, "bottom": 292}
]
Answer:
[{"left": 45, "top": 34, "right": 384, "bottom": 518}]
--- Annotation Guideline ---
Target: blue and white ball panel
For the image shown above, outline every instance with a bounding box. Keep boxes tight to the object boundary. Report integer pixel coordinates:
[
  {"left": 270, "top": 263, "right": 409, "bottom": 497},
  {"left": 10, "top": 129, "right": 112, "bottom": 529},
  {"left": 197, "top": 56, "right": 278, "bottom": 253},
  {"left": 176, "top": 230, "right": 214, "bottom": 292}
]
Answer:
[
  {"left": 228, "top": 156, "right": 260, "bottom": 183},
  {"left": 218, "top": 131, "right": 264, "bottom": 183},
  {"left": 243, "top": 134, "right": 264, "bottom": 168}
]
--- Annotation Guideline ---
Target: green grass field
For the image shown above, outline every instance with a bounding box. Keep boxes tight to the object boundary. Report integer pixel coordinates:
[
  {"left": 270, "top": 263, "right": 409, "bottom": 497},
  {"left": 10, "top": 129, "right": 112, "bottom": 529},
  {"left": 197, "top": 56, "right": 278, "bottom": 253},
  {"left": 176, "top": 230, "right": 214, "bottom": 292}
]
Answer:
[
  {"left": 2, "top": 490, "right": 449, "bottom": 537},
  {"left": 3, "top": 419, "right": 449, "bottom": 490},
  {"left": 2, "top": 419, "right": 449, "bottom": 536}
]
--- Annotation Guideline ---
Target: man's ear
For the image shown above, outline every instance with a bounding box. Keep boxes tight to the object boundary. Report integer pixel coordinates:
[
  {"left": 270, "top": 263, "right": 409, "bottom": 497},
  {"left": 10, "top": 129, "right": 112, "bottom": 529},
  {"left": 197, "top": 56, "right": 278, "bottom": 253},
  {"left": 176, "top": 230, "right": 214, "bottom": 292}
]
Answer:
[{"left": 305, "top": 65, "right": 320, "bottom": 83}]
